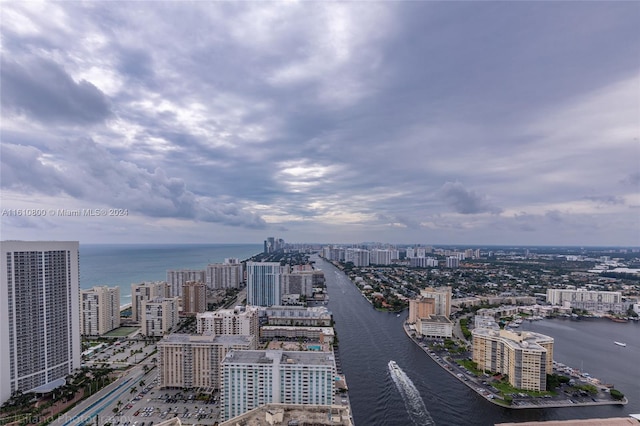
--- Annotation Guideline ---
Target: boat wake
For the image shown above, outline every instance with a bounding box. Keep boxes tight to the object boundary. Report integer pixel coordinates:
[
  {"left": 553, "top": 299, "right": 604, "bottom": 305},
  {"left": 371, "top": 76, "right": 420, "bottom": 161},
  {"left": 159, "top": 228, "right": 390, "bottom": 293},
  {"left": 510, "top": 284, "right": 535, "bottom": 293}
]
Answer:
[{"left": 388, "top": 360, "right": 436, "bottom": 426}]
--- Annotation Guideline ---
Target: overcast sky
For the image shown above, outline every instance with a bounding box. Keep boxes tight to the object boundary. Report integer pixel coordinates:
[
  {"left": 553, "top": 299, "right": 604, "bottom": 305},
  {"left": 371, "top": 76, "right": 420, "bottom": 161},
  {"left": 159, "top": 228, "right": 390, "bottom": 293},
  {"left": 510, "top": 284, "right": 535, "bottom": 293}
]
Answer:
[{"left": 1, "top": 2, "right": 639, "bottom": 246}]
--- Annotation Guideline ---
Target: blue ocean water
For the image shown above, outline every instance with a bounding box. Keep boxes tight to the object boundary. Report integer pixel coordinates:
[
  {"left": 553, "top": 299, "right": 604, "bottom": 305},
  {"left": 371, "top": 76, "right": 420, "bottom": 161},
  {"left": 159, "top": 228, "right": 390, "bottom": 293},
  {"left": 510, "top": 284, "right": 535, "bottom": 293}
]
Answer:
[{"left": 79, "top": 243, "right": 261, "bottom": 306}]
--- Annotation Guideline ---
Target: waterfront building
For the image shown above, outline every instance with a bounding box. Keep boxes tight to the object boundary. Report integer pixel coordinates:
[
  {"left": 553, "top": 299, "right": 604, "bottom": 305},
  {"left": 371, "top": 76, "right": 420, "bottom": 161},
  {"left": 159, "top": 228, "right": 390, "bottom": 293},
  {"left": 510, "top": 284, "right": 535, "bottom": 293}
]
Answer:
[
  {"left": 405, "top": 247, "right": 415, "bottom": 258},
  {"left": 219, "top": 403, "right": 352, "bottom": 426},
  {"left": 546, "top": 288, "right": 625, "bottom": 314},
  {"left": 141, "top": 297, "right": 179, "bottom": 336},
  {"left": 370, "top": 249, "right": 395, "bottom": 265},
  {"left": 263, "top": 306, "right": 332, "bottom": 327},
  {"left": 181, "top": 281, "right": 206, "bottom": 315},
  {"left": 221, "top": 350, "right": 336, "bottom": 421},
  {"left": 206, "top": 262, "right": 243, "bottom": 290},
  {"left": 260, "top": 326, "right": 335, "bottom": 345},
  {"left": 158, "top": 333, "right": 255, "bottom": 390},
  {"left": 472, "top": 328, "right": 554, "bottom": 391},
  {"left": 420, "top": 286, "right": 452, "bottom": 318},
  {"left": 80, "top": 285, "right": 121, "bottom": 336},
  {"left": 196, "top": 306, "right": 259, "bottom": 337},
  {"left": 416, "top": 315, "right": 453, "bottom": 338},
  {"left": 131, "top": 281, "right": 170, "bottom": 322},
  {"left": 322, "top": 246, "right": 345, "bottom": 262},
  {"left": 0, "top": 241, "right": 81, "bottom": 404},
  {"left": 282, "top": 270, "right": 324, "bottom": 298},
  {"left": 246, "top": 262, "right": 283, "bottom": 307},
  {"left": 166, "top": 269, "right": 206, "bottom": 297},
  {"left": 408, "top": 298, "right": 435, "bottom": 324},
  {"left": 344, "top": 248, "right": 369, "bottom": 267}
]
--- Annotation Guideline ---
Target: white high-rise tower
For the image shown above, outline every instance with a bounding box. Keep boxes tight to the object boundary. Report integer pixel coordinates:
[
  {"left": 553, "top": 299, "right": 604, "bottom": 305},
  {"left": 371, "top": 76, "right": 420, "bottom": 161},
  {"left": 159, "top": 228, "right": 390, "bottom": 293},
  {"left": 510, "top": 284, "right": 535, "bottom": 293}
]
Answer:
[{"left": 0, "top": 241, "right": 81, "bottom": 404}]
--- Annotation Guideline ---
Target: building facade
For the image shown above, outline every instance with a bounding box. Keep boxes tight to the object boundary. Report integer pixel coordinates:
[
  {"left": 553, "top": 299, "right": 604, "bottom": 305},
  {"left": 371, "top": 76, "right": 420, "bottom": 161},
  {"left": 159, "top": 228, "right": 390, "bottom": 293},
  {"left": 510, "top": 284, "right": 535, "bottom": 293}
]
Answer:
[
  {"left": 158, "top": 333, "right": 255, "bottom": 390},
  {"left": 420, "top": 286, "right": 452, "bottom": 318},
  {"left": 141, "top": 297, "right": 179, "bottom": 336},
  {"left": 131, "top": 281, "right": 170, "bottom": 323},
  {"left": 221, "top": 350, "right": 336, "bottom": 421},
  {"left": 167, "top": 269, "right": 206, "bottom": 297},
  {"left": 80, "top": 285, "right": 121, "bottom": 336},
  {"left": 206, "top": 262, "right": 243, "bottom": 290},
  {"left": 182, "top": 281, "right": 206, "bottom": 315},
  {"left": 196, "top": 307, "right": 259, "bottom": 337},
  {"left": 0, "top": 241, "right": 81, "bottom": 404},
  {"left": 246, "top": 262, "right": 283, "bottom": 307},
  {"left": 546, "top": 288, "right": 625, "bottom": 314},
  {"left": 472, "top": 329, "right": 554, "bottom": 391}
]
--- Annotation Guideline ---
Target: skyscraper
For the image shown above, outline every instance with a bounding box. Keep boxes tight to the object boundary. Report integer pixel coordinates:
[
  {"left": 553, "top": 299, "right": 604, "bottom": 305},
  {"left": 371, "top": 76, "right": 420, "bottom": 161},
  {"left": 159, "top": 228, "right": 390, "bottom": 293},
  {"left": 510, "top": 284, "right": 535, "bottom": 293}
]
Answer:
[
  {"left": 80, "top": 285, "right": 121, "bottom": 336},
  {"left": 246, "top": 262, "right": 282, "bottom": 307},
  {"left": 0, "top": 241, "right": 81, "bottom": 404}
]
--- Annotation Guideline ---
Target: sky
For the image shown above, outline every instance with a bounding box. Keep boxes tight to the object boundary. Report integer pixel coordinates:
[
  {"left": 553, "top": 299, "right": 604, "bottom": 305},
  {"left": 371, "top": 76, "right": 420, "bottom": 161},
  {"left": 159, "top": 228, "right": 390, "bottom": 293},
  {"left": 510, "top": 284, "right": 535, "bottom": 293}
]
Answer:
[{"left": 1, "top": 2, "right": 639, "bottom": 246}]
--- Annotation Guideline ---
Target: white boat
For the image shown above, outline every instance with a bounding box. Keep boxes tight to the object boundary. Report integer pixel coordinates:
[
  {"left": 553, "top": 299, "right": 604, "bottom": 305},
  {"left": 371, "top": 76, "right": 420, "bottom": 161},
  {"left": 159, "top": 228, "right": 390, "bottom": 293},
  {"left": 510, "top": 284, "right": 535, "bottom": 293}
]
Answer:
[{"left": 614, "top": 341, "right": 626, "bottom": 347}]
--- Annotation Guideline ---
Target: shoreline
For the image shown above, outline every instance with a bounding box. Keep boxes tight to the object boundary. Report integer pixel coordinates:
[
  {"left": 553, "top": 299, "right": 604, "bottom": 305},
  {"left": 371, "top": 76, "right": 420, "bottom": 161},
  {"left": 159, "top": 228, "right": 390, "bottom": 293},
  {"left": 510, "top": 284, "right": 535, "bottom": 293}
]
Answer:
[{"left": 401, "top": 322, "right": 627, "bottom": 410}]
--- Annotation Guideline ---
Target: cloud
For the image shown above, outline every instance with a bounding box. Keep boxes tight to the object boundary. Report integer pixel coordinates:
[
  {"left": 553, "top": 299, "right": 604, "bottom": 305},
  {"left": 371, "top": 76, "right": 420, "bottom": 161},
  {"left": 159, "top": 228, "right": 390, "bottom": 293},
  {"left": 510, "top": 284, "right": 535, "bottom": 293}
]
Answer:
[
  {"left": 582, "top": 195, "right": 625, "bottom": 206},
  {"left": 0, "top": 140, "right": 267, "bottom": 230},
  {"left": 0, "top": 55, "right": 112, "bottom": 125},
  {"left": 439, "top": 182, "right": 502, "bottom": 214}
]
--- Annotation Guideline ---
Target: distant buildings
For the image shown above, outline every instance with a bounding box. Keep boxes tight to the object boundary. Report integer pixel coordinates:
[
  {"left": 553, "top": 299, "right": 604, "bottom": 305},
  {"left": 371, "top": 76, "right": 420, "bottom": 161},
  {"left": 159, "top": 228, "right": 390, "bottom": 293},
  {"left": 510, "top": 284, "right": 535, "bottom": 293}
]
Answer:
[
  {"left": 141, "top": 297, "right": 179, "bottom": 336},
  {"left": 80, "top": 285, "right": 121, "bottom": 336},
  {"left": 546, "top": 288, "right": 625, "bottom": 314},
  {"left": 344, "top": 248, "right": 369, "bottom": 267},
  {"left": 472, "top": 328, "right": 554, "bottom": 391},
  {"left": 246, "top": 262, "right": 283, "bottom": 307},
  {"left": 166, "top": 269, "right": 206, "bottom": 297},
  {"left": 263, "top": 306, "right": 332, "bottom": 327},
  {"left": 132, "top": 281, "right": 170, "bottom": 322},
  {"left": 158, "top": 333, "right": 255, "bottom": 390},
  {"left": 206, "top": 261, "right": 243, "bottom": 290},
  {"left": 221, "top": 350, "right": 336, "bottom": 421},
  {"left": 446, "top": 256, "right": 460, "bottom": 268},
  {"left": 181, "top": 281, "right": 206, "bottom": 315},
  {"left": 264, "top": 237, "right": 285, "bottom": 254},
  {"left": 0, "top": 241, "right": 81, "bottom": 404}
]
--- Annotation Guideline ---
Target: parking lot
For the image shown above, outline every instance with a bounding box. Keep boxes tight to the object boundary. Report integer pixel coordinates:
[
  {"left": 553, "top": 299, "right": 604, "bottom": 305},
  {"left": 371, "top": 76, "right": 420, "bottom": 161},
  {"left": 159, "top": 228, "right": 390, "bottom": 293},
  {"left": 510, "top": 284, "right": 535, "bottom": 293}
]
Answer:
[{"left": 107, "top": 374, "right": 221, "bottom": 426}]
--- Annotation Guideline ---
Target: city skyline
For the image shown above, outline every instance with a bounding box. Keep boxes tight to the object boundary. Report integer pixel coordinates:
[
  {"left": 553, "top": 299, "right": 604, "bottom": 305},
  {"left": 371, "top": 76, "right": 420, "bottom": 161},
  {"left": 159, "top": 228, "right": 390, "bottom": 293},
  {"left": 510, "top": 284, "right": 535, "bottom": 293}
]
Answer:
[{"left": 1, "top": 2, "right": 639, "bottom": 246}]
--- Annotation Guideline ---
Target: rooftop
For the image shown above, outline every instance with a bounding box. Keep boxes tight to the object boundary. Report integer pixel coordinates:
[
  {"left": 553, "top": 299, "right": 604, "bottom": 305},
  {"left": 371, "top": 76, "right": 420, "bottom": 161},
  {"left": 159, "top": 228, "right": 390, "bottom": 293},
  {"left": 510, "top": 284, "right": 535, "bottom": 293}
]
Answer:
[
  {"left": 218, "top": 403, "right": 352, "bottom": 426},
  {"left": 223, "top": 350, "right": 335, "bottom": 367}
]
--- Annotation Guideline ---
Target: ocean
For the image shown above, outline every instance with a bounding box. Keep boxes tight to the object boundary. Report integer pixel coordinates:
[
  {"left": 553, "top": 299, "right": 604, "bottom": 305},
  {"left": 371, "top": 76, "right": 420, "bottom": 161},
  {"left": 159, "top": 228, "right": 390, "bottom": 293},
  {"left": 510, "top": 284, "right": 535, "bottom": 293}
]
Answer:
[{"left": 79, "top": 243, "right": 261, "bottom": 306}]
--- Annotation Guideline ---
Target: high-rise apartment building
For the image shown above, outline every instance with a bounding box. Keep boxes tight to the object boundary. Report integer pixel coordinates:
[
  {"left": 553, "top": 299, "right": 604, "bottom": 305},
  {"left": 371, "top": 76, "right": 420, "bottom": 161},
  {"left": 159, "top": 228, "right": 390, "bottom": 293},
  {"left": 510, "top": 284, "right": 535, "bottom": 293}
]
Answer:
[
  {"left": 158, "top": 333, "right": 255, "bottom": 390},
  {"left": 0, "top": 241, "right": 81, "bottom": 404},
  {"left": 182, "top": 281, "right": 206, "bottom": 315},
  {"left": 141, "top": 297, "right": 179, "bottom": 337},
  {"left": 206, "top": 262, "right": 243, "bottom": 290},
  {"left": 197, "top": 306, "right": 259, "bottom": 337},
  {"left": 446, "top": 256, "right": 460, "bottom": 268},
  {"left": 546, "top": 288, "right": 624, "bottom": 313},
  {"left": 472, "top": 329, "right": 554, "bottom": 391},
  {"left": 80, "top": 285, "right": 121, "bottom": 336},
  {"left": 131, "top": 281, "right": 170, "bottom": 322},
  {"left": 246, "top": 262, "right": 283, "bottom": 307},
  {"left": 282, "top": 271, "right": 324, "bottom": 297},
  {"left": 221, "top": 350, "right": 336, "bottom": 421},
  {"left": 408, "top": 298, "right": 435, "bottom": 324},
  {"left": 344, "top": 248, "right": 369, "bottom": 267},
  {"left": 420, "top": 286, "right": 452, "bottom": 318},
  {"left": 166, "top": 269, "right": 206, "bottom": 297}
]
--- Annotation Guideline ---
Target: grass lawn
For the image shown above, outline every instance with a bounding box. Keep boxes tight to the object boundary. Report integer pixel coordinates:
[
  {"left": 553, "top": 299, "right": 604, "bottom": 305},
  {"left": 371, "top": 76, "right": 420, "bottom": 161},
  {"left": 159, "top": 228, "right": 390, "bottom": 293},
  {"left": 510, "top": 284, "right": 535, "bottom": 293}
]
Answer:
[
  {"left": 104, "top": 326, "right": 139, "bottom": 337},
  {"left": 492, "top": 380, "right": 555, "bottom": 397},
  {"left": 456, "top": 359, "right": 481, "bottom": 375}
]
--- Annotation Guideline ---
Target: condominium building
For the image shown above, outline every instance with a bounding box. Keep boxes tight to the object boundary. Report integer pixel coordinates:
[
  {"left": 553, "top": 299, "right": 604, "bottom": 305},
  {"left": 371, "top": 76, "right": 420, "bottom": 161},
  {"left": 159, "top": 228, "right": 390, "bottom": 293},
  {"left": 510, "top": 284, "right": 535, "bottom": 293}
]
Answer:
[
  {"left": 80, "top": 285, "right": 121, "bottom": 336},
  {"left": 415, "top": 315, "right": 453, "bottom": 338},
  {"left": 321, "top": 246, "right": 345, "bottom": 262},
  {"left": 221, "top": 350, "right": 336, "bottom": 421},
  {"left": 281, "top": 271, "right": 324, "bottom": 297},
  {"left": 158, "top": 333, "right": 255, "bottom": 390},
  {"left": 182, "top": 281, "right": 206, "bottom": 315},
  {"left": 472, "top": 329, "right": 554, "bottom": 391},
  {"left": 420, "top": 286, "right": 452, "bottom": 318},
  {"left": 263, "top": 306, "right": 332, "bottom": 327},
  {"left": 206, "top": 262, "right": 243, "bottom": 290},
  {"left": 446, "top": 256, "right": 460, "bottom": 268},
  {"left": 546, "top": 288, "right": 625, "bottom": 313},
  {"left": 167, "top": 269, "right": 206, "bottom": 297},
  {"left": 197, "top": 306, "right": 259, "bottom": 337},
  {"left": 246, "top": 262, "right": 283, "bottom": 307},
  {"left": 141, "top": 297, "right": 179, "bottom": 337},
  {"left": 131, "top": 281, "right": 170, "bottom": 322},
  {"left": 408, "top": 298, "right": 435, "bottom": 324},
  {"left": 0, "top": 241, "right": 81, "bottom": 404},
  {"left": 369, "top": 249, "right": 396, "bottom": 266},
  {"left": 344, "top": 248, "right": 369, "bottom": 267},
  {"left": 409, "top": 257, "right": 438, "bottom": 268}
]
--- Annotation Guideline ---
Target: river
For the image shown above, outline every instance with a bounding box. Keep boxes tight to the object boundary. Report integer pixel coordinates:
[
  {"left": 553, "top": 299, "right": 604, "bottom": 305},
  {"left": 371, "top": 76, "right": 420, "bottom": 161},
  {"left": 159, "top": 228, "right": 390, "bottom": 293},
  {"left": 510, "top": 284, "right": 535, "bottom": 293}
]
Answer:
[{"left": 315, "top": 256, "right": 639, "bottom": 426}]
